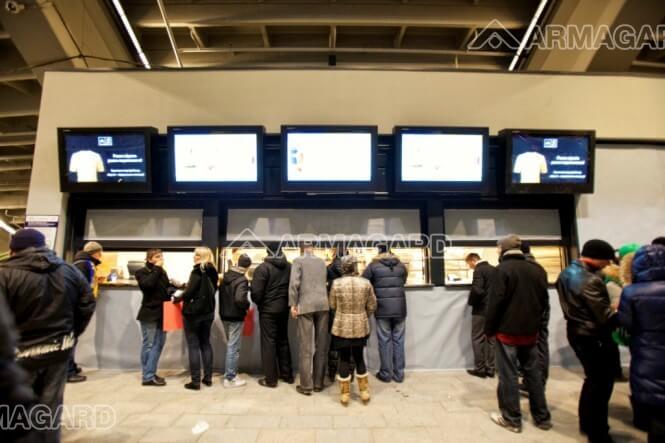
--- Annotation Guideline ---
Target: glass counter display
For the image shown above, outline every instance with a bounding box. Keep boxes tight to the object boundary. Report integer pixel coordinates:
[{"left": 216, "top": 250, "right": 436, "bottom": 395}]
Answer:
[
  {"left": 97, "top": 250, "right": 196, "bottom": 286},
  {"left": 220, "top": 246, "right": 430, "bottom": 286},
  {"left": 443, "top": 245, "right": 565, "bottom": 285}
]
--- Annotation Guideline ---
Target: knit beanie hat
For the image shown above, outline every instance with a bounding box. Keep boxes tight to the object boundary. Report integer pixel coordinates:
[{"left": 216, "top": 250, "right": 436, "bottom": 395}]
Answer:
[
  {"left": 617, "top": 243, "right": 640, "bottom": 259},
  {"left": 497, "top": 234, "right": 522, "bottom": 253},
  {"left": 581, "top": 239, "right": 615, "bottom": 260},
  {"left": 238, "top": 254, "right": 252, "bottom": 269},
  {"left": 9, "top": 229, "right": 46, "bottom": 251},
  {"left": 83, "top": 241, "right": 103, "bottom": 254}
]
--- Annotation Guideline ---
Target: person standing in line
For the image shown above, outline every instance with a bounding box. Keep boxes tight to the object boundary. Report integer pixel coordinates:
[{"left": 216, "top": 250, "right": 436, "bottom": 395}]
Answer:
[
  {"left": 173, "top": 247, "right": 218, "bottom": 390},
  {"left": 465, "top": 252, "right": 495, "bottom": 379},
  {"left": 485, "top": 234, "right": 552, "bottom": 434},
  {"left": 326, "top": 245, "right": 348, "bottom": 381},
  {"left": 289, "top": 241, "right": 330, "bottom": 395},
  {"left": 651, "top": 237, "right": 665, "bottom": 247},
  {"left": 135, "top": 249, "right": 178, "bottom": 387},
  {"left": 618, "top": 244, "right": 665, "bottom": 443},
  {"left": 362, "top": 244, "right": 408, "bottom": 383},
  {"left": 67, "top": 241, "right": 103, "bottom": 383},
  {"left": 219, "top": 254, "right": 252, "bottom": 388},
  {"left": 557, "top": 239, "right": 617, "bottom": 443},
  {"left": 0, "top": 229, "right": 96, "bottom": 442},
  {"left": 251, "top": 245, "right": 293, "bottom": 388},
  {"left": 329, "top": 255, "right": 377, "bottom": 405}
]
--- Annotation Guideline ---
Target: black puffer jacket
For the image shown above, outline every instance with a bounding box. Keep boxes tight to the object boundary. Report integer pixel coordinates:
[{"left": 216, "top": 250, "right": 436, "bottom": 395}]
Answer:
[
  {"left": 219, "top": 267, "right": 250, "bottom": 321},
  {"left": 177, "top": 263, "right": 219, "bottom": 317},
  {"left": 468, "top": 261, "right": 495, "bottom": 315},
  {"left": 485, "top": 252, "right": 549, "bottom": 337},
  {"left": 362, "top": 253, "right": 408, "bottom": 318},
  {"left": 135, "top": 262, "right": 176, "bottom": 325},
  {"left": 72, "top": 250, "right": 100, "bottom": 286},
  {"left": 0, "top": 247, "right": 95, "bottom": 356},
  {"left": 557, "top": 260, "right": 616, "bottom": 336},
  {"left": 251, "top": 256, "right": 291, "bottom": 314}
]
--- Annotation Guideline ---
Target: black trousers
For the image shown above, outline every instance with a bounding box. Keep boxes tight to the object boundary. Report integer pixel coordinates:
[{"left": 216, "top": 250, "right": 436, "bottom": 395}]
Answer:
[
  {"left": 471, "top": 314, "right": 495, "bottom": 373},
  {"left": 259, "top": 311, "right": 292, "bottom": 384},
  {"left": 183, "top": 313, "right": 214, "bottom": 382},
  {"left": 15, "top": 357, "right": 68, "bottom": 443},
  {"left": 338, "top": 346, "right": 367, "bottom": 379},
  {"left": 567, "top": 331, "right": 615, "bottom": 441}
]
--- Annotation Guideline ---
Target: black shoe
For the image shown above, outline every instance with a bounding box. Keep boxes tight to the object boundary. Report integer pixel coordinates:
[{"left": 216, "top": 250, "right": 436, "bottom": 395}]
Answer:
[
  {"left": 202, "top": 378, "right": 212, "bottom": 387},
  {"left": 313, "top": 386, "right": 324, "bottom": 393},
  {"left": 467, "top": 369, "right": 487, "bottom": 379},
  {"left": 296, "top": 385, "right": 312, "bottom": 396},
  {"left": 535, "top": 421, "right": 553, "bottom": 431},
  {"left": 154, "top": 375, "right": 165, "bottom": 384},
  {"left": 142, "top": 378, "right": 166, "bottom": 387},
  {"left": 75, "top": 365, "right": 83, "bottom": 375},
  {"left": 184, "top": 381, "right": 201, "bottom": 390},
  {"left": 67, "top": 374, "right": 87, "bottom": 383},
  {"left": 393, "top": 375, "right": 404, "bottom": 383},
  {"left": 486, "top": 371, "right": 495, "bottom": 378},
  {"left": 280, "top": 375, "right": 295, "bottom": 384},
  {"left": 258, "top": 378, "right": 277, "bottom": 388},
  {"left": 375, "top": 372, "right": 391, "bottom": 383}
]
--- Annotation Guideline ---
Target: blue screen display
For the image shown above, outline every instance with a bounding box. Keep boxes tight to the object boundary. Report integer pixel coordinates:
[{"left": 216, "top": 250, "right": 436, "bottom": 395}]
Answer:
[{"left": 511, "top": 134, "right": 589, "bottom": 185}]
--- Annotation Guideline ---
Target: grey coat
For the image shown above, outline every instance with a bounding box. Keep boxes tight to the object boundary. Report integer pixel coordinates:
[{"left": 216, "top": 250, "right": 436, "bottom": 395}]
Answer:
[{"left": 289, "top": 253, "right": 328, "bottom": 315}]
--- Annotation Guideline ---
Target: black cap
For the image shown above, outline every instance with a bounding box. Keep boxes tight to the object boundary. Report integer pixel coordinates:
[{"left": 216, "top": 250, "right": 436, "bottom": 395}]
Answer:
[
  {"left": 581, "top": 239, "right": 615, "bottom": 260},
  {"left": 238, "top": 254, "right": 252, "bottom": 268}
]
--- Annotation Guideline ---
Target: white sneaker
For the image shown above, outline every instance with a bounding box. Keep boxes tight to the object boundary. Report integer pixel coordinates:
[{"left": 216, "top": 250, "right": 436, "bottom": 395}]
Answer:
[
  {"left": 223, "top": 377, "right": 247, "bottom": 388},
  {"left": 490, "top": 412, "right": 522, "bottom": 433}
]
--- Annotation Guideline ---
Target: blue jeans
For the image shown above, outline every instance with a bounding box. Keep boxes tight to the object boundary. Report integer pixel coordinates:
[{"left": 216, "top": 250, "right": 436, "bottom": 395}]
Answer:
[
  {"left": 140, "top": 321, "right": 166, "bottom": 382},
  {"left": 376, "top": 317, "right": 406, "bottom": 381},
  {"left": 223, "top": 320, "right": 243, "bottom": 380},
  {"left": 495, "top": 340, "right": 551, "bottom": 428}
]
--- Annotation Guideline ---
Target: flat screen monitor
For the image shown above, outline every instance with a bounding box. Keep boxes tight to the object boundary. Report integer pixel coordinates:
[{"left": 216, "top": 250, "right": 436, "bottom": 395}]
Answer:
[
  {"left": 394, "top": 126, "right": 489, "bottom": 192},
  {"left": 168, "top": 126, "right": 263, "bottom": 193},
  {"left": 281, "top": 125, "right": 378, "bottom": 192},
  {"left": 58, "top": 127, "right": 154, "bottom": 193},
  {"left": 502, "top": 129, "right": 595, "bottom": 194}
]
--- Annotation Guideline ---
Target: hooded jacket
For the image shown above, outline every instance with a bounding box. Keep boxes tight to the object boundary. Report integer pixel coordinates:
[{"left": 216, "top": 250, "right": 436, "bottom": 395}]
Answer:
[
  {"left": 618, "top": 245, "right": 665, "bottom": 407},
  {"left": 219, "top": 267, "right": 250, "bottom": 321},
  {"left": 361, "top": 253, "right": 408, "bottom": 318},
  {"left": 73, "top": 250, "right": 101, "bottom": 297},
  {"left": 251, "top": 256, "right": 291, "bottom": 314},
  {"left": 556, "top": 260, "right": 616, "bottom": 336},
  {"left": 0, "top": 247, "right": 95, "bottom": 361},
  {"left": 485, "top": 251, "right": 549, "bottom": 339}
]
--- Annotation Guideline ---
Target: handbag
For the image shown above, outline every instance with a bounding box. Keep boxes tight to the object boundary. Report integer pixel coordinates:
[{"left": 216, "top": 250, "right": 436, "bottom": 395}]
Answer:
[{"left": 163, "top": 301, "right": 184, "bottom": 331}]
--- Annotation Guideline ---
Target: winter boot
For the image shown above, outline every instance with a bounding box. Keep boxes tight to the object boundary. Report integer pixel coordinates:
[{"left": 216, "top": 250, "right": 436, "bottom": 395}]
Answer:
[
  {"left": 356, "top": 371, "right": 371, "bottom": 404},
  {"left": 337, "top": 374, "right": 351, "bottom": 406}
]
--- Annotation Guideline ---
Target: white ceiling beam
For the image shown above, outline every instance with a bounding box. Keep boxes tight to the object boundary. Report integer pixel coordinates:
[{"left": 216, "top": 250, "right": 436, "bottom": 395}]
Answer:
[
  {"left": 180, "top": 46, "right": 511, "bottom": 57},
  {"left": 0, "top": 162, "right": 31, "bottom": 173},
  {"left": 189, "top": 26, "right": 206, "bottom": 49},
  {"left": 0, "top": 139, "right": 34, "bottom": 147},
  {"left": 260, "top": 25, "right": 271, "bottom": 48},
  {"left": 394, "top": 26, "right": 407, "bottom": 48}
]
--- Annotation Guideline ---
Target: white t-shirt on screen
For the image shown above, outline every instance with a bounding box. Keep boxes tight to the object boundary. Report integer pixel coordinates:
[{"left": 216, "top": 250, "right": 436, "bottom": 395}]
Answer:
[
  {"left": 69, "top": 150, "right": 105, "bottom": 183},
  {"left": 513, "top": 152, "right": 548, "bottom": 184}
]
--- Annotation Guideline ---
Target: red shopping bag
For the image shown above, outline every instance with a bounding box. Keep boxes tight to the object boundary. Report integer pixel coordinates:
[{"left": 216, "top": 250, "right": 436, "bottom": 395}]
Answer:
[
  {"left": 243, "top": 306, "right": 255, "bottom": 336},
  {"left": 163, "top": 301, "right": 184, "bottom": 332}
]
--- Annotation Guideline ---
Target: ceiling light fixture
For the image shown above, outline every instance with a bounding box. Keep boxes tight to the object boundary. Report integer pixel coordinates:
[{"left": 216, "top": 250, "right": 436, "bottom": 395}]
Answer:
[
  {"left": 508, "top": 0, "right": 549, "bottom": 71},
  {"left": 0, "top": 219, "right": 16, "bottom": 235},
  {"left": 111, "top": 0, "right": 151, "bottom": 69}
]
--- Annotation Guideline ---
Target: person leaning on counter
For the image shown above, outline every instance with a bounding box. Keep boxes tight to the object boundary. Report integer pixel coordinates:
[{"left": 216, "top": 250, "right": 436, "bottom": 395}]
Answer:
[{"left": 135, "top": 249, "right": 179, "bottom": 387}]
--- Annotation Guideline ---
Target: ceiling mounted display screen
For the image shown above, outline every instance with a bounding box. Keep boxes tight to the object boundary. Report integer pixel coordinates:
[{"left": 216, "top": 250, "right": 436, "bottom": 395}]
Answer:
[
  {"left": 168, "top": 126, "right": 263, "bottom": 193},
  {"left": 281, "top": 125, "right": 378, "bottom": 192},
  {"left": 502, "top": 129, "right": 595, "bottom": 194},
  {"left": 395, "top": 126, "right": 489, "bottom": 193},
  {"left": 58, "top": 127, "right": 154, "bottom": 193}
]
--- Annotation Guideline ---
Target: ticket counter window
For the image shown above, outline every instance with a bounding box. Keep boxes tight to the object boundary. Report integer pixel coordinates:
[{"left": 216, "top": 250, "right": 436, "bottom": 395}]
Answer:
[
  {"left": 443, "top": 245, "right": 565, "bottom": 285},
  {"left": 97, "top": 251, "right": 196, "bottom": 286}
]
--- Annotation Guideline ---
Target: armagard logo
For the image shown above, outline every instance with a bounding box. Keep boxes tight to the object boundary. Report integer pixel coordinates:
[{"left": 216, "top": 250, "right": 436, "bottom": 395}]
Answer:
[{"left": 467, "top": 19, "right": 521, "bottom": 51}]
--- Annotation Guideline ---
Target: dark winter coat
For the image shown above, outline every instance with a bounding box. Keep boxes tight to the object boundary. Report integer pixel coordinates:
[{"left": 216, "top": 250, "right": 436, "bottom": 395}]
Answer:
[
  {"left": 362, "top": 253, "right": 408, "bottom": 319},
  {"left": 485, "top": 251, "right": 549, "bottom": 338},
  {"left": 135, "top": 262, "right": 177, "bottom": 325},
  {"left": 326, "top": 256, "right": 344, "bottom": 293},
  {"left": 618, "top": 245, "right": 665, "bottom": 407},
  {"left": 557, "top": 260, "right": 616, "bottom": 337},
  {"left": 251, "top": 256, "right": 291, "bottom": 314},
  {"left": 467, "top": 261, "right": 495, "bottom": 315},
  {"left": 0, "top": 247, "right": 95, "bottom": 361},
  {"left": 219, "top": 267, "right": 250, "bottom": 322},
  {"left": 177, "top": 263, "right": 219, "bottom": 317},
  {"left": 72, "top": 250, "right": 100, "bottom": 286}
]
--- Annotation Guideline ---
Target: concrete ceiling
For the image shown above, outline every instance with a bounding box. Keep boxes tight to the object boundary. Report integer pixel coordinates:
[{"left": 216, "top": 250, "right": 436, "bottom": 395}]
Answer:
[{"left": 0, "top": 0, "right": 663, "bottom": 228}]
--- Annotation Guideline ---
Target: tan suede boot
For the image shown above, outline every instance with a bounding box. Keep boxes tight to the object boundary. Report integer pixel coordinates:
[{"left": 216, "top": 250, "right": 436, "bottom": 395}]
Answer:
[
  {"left": 356, "top": 371, "right": 370, "bottom": 404},
  {"left": 337, "top": 375, "right": 351, "bottom": 406}
]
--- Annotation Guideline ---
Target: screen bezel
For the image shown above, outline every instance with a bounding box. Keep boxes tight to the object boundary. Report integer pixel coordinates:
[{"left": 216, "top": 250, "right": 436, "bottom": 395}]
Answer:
[
  {"left": 58, "top": 127, "right": 155, "bottom": 193},
  {"left": 394, "top": 126, "right": 490, "bottom": 193},
  {"left": 167, "top": 126, "right": 264, "bottom": 193},
  {"left": 280, "top": 125, "right": 379, "bottom": 193},
  {"left": 502, "top": 128, "right": 596, "bottom": 194}
]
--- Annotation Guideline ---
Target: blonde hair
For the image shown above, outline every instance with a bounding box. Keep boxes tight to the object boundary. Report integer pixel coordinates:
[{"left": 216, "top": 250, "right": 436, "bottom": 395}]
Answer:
[
  {"left": 194, "top": 247, "right": 215, "bottom": 268},
  {"left": 620, "top": 252, "right": 635, "bottom": 286}
]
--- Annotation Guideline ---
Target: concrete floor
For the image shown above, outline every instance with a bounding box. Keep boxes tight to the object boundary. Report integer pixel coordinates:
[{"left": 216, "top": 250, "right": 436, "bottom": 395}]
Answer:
[{"left": 61, "top": 367, "right": 646, "bottom": 443}]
